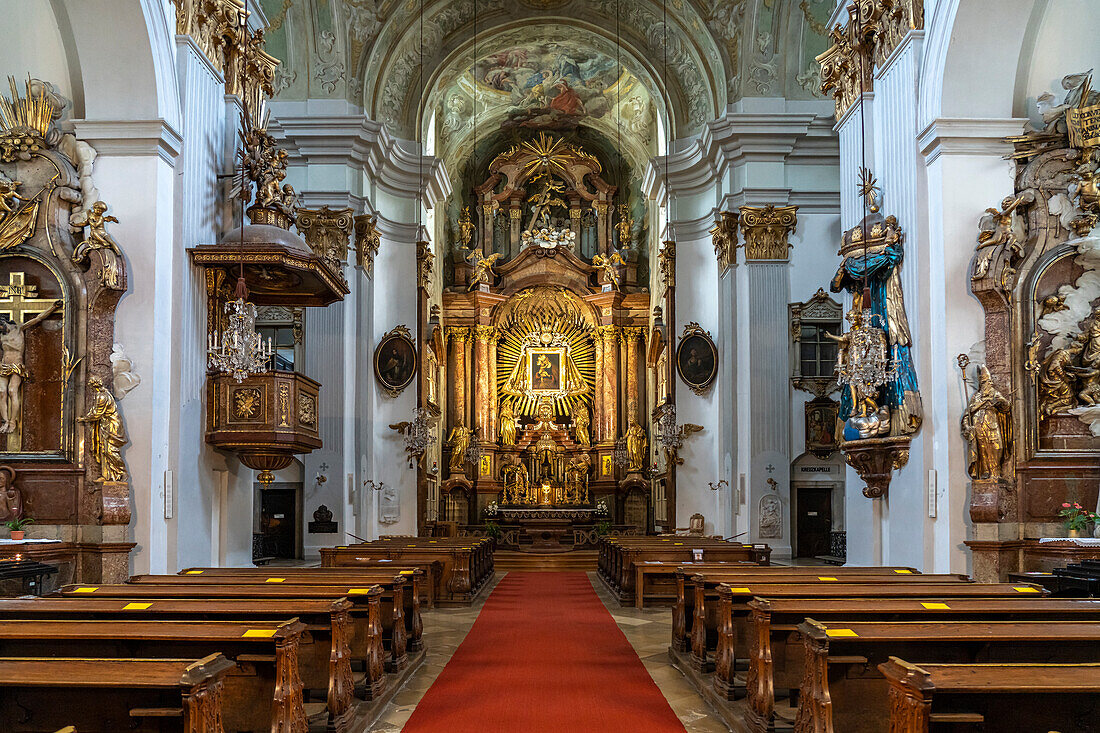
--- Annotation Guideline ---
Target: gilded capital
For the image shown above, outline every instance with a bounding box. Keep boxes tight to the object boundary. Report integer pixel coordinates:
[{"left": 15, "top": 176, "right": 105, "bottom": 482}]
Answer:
[
  {"left": 739, "top": 205, "right": 798, "bottom": 261},
  {"left": 593, "top": 201, "right": 610, "bottom": 214},
  {"left": 622, "top": 326, "right": 646, "bottom": 346},
  {"left": 710, "top": 210, "right": 738, "bottom": 275},
  {"left": 446, "top": 326, "right": 471, "bottom": 344},
  {"left": 296, "top": 206, "right": 353, "bottom": 273},
  {"left": 474, "top": 324, "right": 498, "bottom": 342},
  {"left": 598, "top": 324, "right": 620, "bottom": 343},
  {"left": 354, "top": 214, "right": 381, "bottom": 275},
  {"left": 509, "top": 207, "right": 523, "bottom": 220},
  {"left": 658, "top": 240, "right": 676, "bottom": 289},
  {"left": 417, "top": 240, "right": 434, "bottom": 290},
  {"left": 569, "top": 208, "right": 583, "bottom": 219}
]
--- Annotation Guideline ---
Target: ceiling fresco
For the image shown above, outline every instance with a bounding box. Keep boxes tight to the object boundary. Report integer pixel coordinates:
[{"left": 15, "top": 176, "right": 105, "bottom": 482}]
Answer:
[{"left": 259, "top": 0, "right": 832, "bottom": 141}]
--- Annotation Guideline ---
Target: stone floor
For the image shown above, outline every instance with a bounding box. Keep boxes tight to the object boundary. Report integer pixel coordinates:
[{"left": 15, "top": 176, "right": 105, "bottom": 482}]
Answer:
[{"left": 367, "top": 571, "right": 729, "bottom": 732}]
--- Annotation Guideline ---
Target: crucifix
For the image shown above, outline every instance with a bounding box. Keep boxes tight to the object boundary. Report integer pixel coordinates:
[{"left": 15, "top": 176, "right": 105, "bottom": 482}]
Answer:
[{"left": 0, "top": 272, "right": 62, "bottom": 451}]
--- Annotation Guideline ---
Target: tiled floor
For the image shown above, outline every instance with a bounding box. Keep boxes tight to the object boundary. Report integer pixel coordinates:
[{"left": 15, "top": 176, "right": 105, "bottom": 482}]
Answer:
[{"left": 368, "top": 571, "right": 729, "bottom": 732}]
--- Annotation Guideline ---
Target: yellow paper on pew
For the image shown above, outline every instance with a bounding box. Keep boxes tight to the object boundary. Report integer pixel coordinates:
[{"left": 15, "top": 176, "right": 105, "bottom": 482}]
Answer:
[
  {"left": 825, "top": 629, "right": 858, "bottom": 638},
  {"left": 185, "top": 570, "right": 204, "bottom": 575},
  {"left": 922, "top": 602, "right": 951, "bottom": 609},
  {"left": 346, "top": 588, "right": 373, "bottom": 594},
  {"left": 123, "top": 602, "right": 153, "bottom": 610},
  {"left": 893, "top": 569, "right": 913, "bottom": 574},
  {"left": 818, "top": 577, "right": 838, "bottom": 581},
  {"left": 265, "top": 578, "right": 285, "bottom": 583},
  {"left": 399, "top": 570, "right": 415, "bottom": 575},
  {"left": 728, "top": 587, "right": 752, "bottom": 594},
  {"left": 430, "top": 540, "right": 437, "bottom": 543},
  {"left": 73, "top": 587, "right": 98, "bottom": 593},
  {"left": 674, "top": 542, "right": 684, "bottom": 545},
  {"left": 243, "top": 629, "right": 278, "bottom": 638},
  {"left": 1013, "top": 586, "right": 1040, "bottom": 593},
  {"left": 407, "top": 544, "right": 416, "bottom": 547}
]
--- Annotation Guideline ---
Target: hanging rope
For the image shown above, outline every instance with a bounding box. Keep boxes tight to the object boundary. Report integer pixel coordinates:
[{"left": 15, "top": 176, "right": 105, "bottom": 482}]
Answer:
[
  {"left": 417, "top": 0, "right": 424, "bottom": 238},
  {"left": 662, "top": 0, "right": 670, "bottom": 237}
]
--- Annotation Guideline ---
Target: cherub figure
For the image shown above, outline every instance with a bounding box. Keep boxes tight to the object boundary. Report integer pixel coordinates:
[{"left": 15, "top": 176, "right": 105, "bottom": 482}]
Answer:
[
  {"left": 466, "top": 248, "right": 503, "bottom": 291},
  {"left": 592, "top": 250, "right": 625, "bottom": 290},
  {"left": 0, "top": 174, "right": 22, "bottom": 218},
  {"left": 71, "top": 201, "right": 123, "bottom": 289}
]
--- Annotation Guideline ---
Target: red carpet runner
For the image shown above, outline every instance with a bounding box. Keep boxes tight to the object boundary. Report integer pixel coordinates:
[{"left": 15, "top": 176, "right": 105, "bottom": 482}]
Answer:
[{"left": 402, "top": 572, "right": 687, "bottom": 732}]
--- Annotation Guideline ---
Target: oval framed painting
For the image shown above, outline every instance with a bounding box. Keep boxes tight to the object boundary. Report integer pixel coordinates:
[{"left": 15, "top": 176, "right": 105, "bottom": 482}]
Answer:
[
  {"left": 374, "top": 325, "right": 417, "bottom": 397},
  {"left": 676, "top": 323, "right": 718, "bottom": 395}
]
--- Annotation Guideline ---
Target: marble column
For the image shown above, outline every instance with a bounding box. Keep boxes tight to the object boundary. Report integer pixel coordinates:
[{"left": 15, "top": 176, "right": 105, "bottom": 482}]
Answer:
[
  {"left": 600, "top": 325, "right": 620, "bottom": 440},
  {"left": 624, "top": 327, "right": 643, "bottom": 423},
  {"left": 480, "top": 203, "right": 495, "bottom": 253},
  {"left": 593, "top": 333, "right": 605, "bottom": 443},
  {"left": 488, "top": 330, "right": 499, "bottom": 443},
  {"left": 448, "top": 327, "right": 470, "bottom": 429},
  {"left": 473, "top": 325, "right": 495, "bottom": 442},
  {"left": 509, "top": 205, "right": 522, "bottom": 257},
  {"left": 595, "top": 201, "right": 610, "bottom": 255}
]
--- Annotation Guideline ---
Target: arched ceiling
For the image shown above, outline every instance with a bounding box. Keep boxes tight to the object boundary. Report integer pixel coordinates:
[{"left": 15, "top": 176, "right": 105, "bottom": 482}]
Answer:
[{"left": 260, "top": 0, "right": 834, "bottom": 139}]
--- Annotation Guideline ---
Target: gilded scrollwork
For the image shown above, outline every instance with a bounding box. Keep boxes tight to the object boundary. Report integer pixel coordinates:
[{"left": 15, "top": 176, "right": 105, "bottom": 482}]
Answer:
[
  {"left": 710, "top": 210, "right": 738, "bottom": 275},
  {"left": 296, "top": 206, "right": 353, "bottom": 274},
  {"left": 353, "top": 213, "right": 381, "bottom": 275},
  {"left": 233, "top": 387, "right": 261, "bottom": 419}
]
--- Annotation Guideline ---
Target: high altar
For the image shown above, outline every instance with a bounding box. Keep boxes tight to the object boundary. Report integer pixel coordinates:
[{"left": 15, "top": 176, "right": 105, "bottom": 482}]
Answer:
[{"left": 430, "top": 135, "right": 655, "bottom": 548}]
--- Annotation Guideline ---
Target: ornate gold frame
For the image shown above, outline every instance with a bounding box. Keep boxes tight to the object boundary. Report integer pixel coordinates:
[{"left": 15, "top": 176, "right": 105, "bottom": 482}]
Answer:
[
  {"left": 676, "top": 322, "right": 718, "bottom": 396},
  {"left": 374, "top": 325, "right": 418, "bottom": 398}
]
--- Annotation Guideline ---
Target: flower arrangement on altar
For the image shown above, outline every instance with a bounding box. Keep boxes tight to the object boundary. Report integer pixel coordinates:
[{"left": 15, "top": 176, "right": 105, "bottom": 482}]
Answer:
[{"left": 1059, "top": 502, "right": 1097, "bottom": 535}]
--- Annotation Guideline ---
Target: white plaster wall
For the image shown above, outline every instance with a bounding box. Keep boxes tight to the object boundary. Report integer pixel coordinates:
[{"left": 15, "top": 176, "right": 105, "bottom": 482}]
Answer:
[{"left": 0, "top": 1, "right": 74, "bottom": 103}]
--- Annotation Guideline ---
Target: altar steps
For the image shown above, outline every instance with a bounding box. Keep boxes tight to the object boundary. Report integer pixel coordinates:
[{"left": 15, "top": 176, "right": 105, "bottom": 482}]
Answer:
[{"left": 495, "top": 550, "right": 598, "bottom": 572}]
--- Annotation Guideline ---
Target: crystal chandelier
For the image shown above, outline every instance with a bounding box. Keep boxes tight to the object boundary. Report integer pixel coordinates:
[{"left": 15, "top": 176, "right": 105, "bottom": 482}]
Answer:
[
  {"left": 464, "top": 439, "right": 484, "bottom": 466},
  {"left": 207, "top": 280, "right": 273, "bottom": 383},
  {"left": 399, "top": 407, "right": 437, "bottom": 467},
  {"left": 612, "top": 437, "right": 631, "bottom": 467},
  {"left": 834, "top": 303, "right": 896, "bottom": 401},
  {"left": 655, "top": 403, "right": 683, "bottom": 452}
]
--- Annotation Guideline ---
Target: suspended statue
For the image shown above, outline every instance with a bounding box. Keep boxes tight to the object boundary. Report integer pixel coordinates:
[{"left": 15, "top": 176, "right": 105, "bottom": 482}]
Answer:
[
  {"left": 829, "top": 173, "right": 922, "bottom": 438},
  {"left": 456, "top": 206, "right": 475, "bottom": 250},
  {"left": 592, "top": 250, "right": 625, "bottom": 291},
  {"left": 466, "top": 247, "right": 502, "bottom": 291},
  {"left": 961, "top": 366, "right": 1012, "bottom": 480}
]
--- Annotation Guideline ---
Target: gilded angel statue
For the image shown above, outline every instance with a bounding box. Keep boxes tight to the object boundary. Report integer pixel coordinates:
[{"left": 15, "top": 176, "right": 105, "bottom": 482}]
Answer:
[
  {"left": 70, "top": 201, "right": 124, "bottom": 289},
  {"left": 592, "top": 250, "right": 625, "bottom": 291},
  {"left": 466, "top": 248, "right": 503, "bottom": 291}
]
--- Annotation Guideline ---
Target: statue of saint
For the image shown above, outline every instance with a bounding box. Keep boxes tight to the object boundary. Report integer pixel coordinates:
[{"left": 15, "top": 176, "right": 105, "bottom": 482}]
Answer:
[
  {"left": 0, "top": 300, "right": 61, "bottom": 436},
  {"left": 457, "top": 206, "right": 475, "bottom": 250},
  {"left": 573, "top": 403, "right": 591, "bottom": 447},
  {"left": 961, "top": 366, "right": 1012, "bottom": 480},
  {"left": 447, "top": 424, "right": 473, "bottom": 473},
  {"left": 526, "top": 177, "right": 567, "bottom": 230},
  {"left": 1039, "top": 338, "right": 1084, "bottom": 419},
  {"left": 1076, "top": 318, "right": 1100, "bottom": 405},
  {"left": 78, "top": 377, "right": 128, "bottom": 482},
  {"left": 615, "top": 204, "right": 634, "bottom": 249},
  {"left": 0, "top": 466, "right": 22, "bottom": 521},
  {"left": 465, "top": 248, "right": 502, "bottom": 292},
  {"left": 499, "top": 401, "right": 517, "bottom": 446},
  {"left": 625, "top": 418, "right": 647, "bottom": 472}
]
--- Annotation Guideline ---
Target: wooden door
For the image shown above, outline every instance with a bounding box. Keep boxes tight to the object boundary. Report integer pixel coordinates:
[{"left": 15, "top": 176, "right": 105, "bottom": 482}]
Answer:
[
  {"left": 259, "top": 488, "right": 298, "bottom": 559},
  {"left": 795, "top": 487, "right": 832, "bottom": 558}
]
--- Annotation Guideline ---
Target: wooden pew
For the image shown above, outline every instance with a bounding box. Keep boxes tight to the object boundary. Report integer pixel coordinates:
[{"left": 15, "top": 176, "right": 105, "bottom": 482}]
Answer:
[
  {"left": 66, "top": 579, "right": 417, "bottom": 672},
  {"left": 671, "top": 568, "right": 972, "bottom": 658},
  {"left": 320, "top": 538, "right": 493, "bottom": 606},
  {"left": 794, "top": 618, "right": 1100, "bottom": 733},
  {"left": 743, "top": 596, "right": 1100, "bottom": 731},
  {"left": 178, "top": 564, "right": 438, "bottom": 608},
  {"left": 692, "top": 580, "right": 1041, "bottom": 677},
  {"left": 598, "top": 537, "right": 771, "bottom": 604},
  {"left": 0, "top": 654, "right": 235, "bottom": 733},
  {"left": 0, "top": 619, "right": 308, "bottom": 733},
  {"left": 634, "top": 561, "right": 816, "bottom": 609},
  {"left": 0, "top": 596, "right": 363, "bottom": 726},
  {"left": 57, "top": 585, "right": 390, "bottom": 702},
  {"left": 880, "top": 658, "right": 1100, "bottom": 733},
  {"left": 130, "top": 570, "right": 425, "bottom": 656}
]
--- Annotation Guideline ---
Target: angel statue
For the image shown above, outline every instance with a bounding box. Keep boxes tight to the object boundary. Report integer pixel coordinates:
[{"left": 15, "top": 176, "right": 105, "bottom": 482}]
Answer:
[
  {"left": 973, "top": 192, "right": 1033, "bottom": 282},
  {"left": 71, "top": 201, "right": 124, "bottom": 289},
  {"left": 527, "top": 176, "right": 567, "bottom": 230},
  {"left": 592, "top": 250, "right": 625, "bottom": 291},
  {"left": 78, "top": 376, "right": 128, "bottom": 483},
  {"left": 961, "top": 365, "right": 1011, "bottom": 480},
  {"left": 466, "top": 247, "right": 503, "bottom": 292}
]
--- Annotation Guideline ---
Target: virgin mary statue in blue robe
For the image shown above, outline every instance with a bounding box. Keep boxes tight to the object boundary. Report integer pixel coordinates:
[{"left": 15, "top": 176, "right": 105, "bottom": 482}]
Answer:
[{"left": 830, "top": 214, "right": 923, "bottom": 437}]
